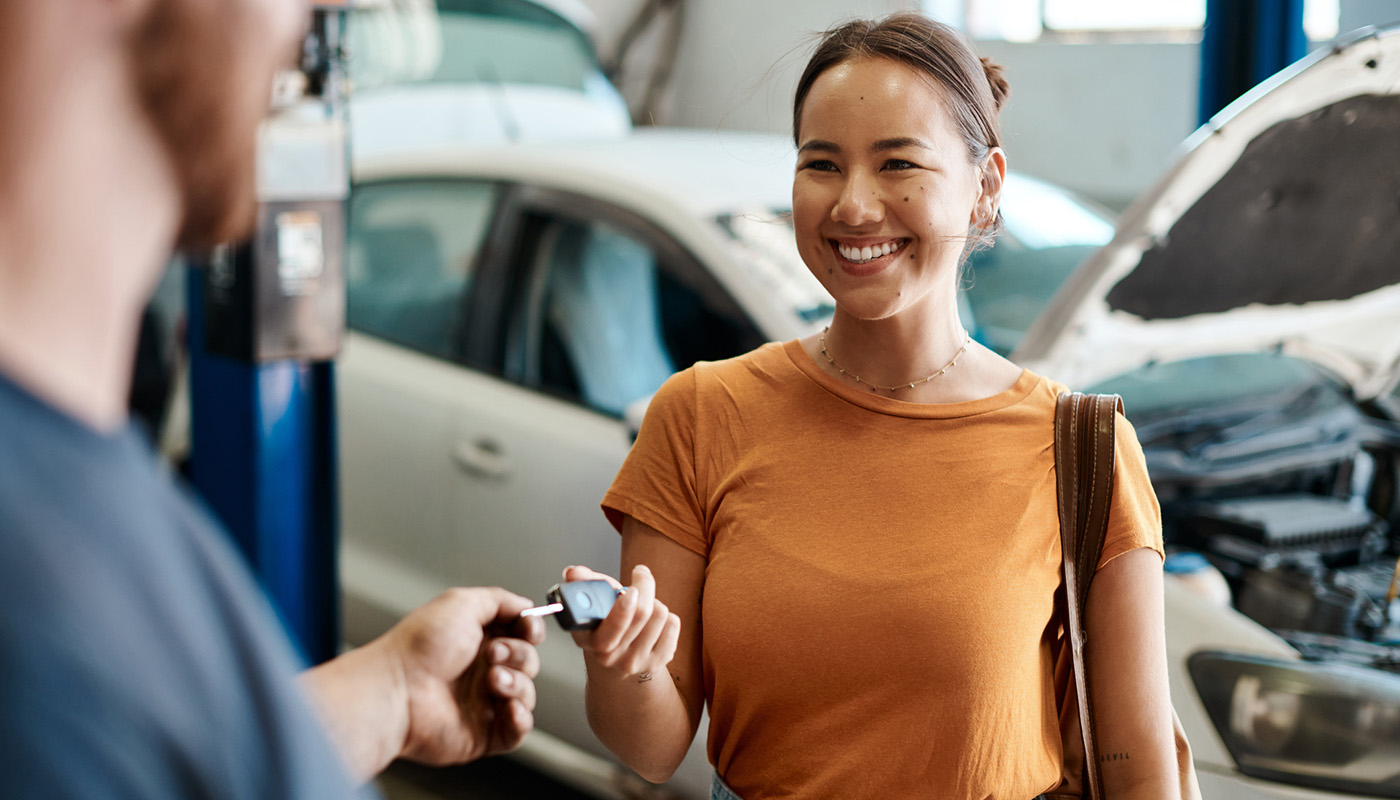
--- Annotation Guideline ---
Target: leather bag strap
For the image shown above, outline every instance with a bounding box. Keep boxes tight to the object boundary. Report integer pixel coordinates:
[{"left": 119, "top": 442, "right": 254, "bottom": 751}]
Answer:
[{"left": 1054, "top": 392, "right": 1123, "bottom": 800}]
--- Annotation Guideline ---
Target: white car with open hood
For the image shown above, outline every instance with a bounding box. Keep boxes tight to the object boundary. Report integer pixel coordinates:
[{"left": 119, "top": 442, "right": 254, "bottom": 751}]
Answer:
[
  {"left": 337, "top": 25, "right": 1400, "bottom": 800},
  {"left": 1016, "top": 25, "right": 1400, "bottom": 800}
]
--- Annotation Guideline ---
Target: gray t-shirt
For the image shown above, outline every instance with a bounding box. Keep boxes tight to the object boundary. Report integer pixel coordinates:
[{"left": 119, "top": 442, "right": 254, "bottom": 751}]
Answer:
[{"left": 0, "top": 370, "right": 377, "bottom": 799}]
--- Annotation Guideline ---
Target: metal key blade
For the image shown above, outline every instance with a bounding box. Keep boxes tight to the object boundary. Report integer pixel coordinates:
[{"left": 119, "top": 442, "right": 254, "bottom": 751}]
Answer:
[{"left": 520, "top": 602, "right": 564, "bottom": 618}]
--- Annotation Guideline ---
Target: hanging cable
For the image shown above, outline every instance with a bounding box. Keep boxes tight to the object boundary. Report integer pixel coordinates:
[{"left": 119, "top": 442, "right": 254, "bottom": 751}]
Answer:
[{"left": 605, "top": 0, "right": 685, "bottom": 125}]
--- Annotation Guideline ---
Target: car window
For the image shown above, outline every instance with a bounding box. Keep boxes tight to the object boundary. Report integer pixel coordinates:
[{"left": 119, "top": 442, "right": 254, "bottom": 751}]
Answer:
[
  {"left": 963, "top": 176, "right": 1115, "bottom": 356},
  {"left": 346, "top": 180, "right": 499, "bottom": 361},
  {"left": 717, "top": 209, "right": 834, "bottom": 325},
  {"left": 350, "top": 1, "right": 602, "bottom": 92},
  {"left": 519, "top": 214, "right": 764, "bottom": 416}
]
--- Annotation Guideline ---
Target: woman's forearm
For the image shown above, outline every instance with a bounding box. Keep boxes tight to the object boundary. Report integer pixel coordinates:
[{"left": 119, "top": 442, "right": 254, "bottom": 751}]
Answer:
[{"left": 584, "top": 654, "right": 699, "bottom": 782}]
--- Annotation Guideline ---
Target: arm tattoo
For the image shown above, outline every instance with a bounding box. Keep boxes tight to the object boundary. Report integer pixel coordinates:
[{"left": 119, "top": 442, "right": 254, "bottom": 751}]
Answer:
[
  {"left": 1100, "top": 752, "right": 1131, "bottom": 763},
  {"left": 638, "top": 672, "right": 654, "bottom": 684}
]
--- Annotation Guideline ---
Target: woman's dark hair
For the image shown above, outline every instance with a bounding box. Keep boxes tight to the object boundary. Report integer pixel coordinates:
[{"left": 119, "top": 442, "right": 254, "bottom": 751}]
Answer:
[{"left": 793, "top": 13, "right": 1009, "bottom": 166}]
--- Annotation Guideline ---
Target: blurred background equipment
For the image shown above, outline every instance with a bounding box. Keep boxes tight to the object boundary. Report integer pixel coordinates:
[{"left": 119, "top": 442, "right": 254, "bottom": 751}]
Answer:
[{"left": 185, "top": 1, "right": 362, "bottom": 665}]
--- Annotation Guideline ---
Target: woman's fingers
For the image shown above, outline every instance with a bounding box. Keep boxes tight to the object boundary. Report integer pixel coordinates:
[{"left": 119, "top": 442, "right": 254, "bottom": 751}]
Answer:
[
  {"left": 620, "top": 599, "right": 673, "bottom": 674},
  {"left": 658, "top": 611, "right": 681, "bottom": 663},
  {"left": 564, "top": 564, "right": 631, "bottom": 650},
  {"left": 562, "top": 564, "right": 624, "bottom": 592},
  {"left": 609, "top": 565, "right": 657, "bottom": 652},
  {"left": 563, "top": 564, "right": 676, "bottom": 677}
]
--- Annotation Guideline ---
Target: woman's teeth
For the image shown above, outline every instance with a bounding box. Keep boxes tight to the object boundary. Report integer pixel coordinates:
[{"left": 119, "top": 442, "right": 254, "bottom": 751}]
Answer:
[{"left": 838, "top": 240, "right": 902, "bottom": 263}]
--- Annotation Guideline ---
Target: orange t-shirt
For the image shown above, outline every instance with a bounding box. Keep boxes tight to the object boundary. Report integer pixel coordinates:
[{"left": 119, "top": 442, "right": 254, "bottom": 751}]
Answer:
[{"left": 602, "top": 340, "right": 1163, "bottom": 800}]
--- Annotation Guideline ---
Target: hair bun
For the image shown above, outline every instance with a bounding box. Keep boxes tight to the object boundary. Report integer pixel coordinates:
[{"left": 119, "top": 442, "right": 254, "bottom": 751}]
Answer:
[{"left": 980, "top": 56, "right": 1010, "bottom": 111}]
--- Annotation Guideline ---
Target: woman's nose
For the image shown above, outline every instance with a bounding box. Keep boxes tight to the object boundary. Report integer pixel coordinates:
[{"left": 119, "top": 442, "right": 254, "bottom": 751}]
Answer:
[{"left": 831, "top": 171, "right": 884, "bottom": 226}]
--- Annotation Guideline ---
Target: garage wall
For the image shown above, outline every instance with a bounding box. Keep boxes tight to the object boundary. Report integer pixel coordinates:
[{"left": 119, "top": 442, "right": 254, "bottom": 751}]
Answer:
[
  {"left": 976, "top": 39, "right": 1199, "bottom": 209},
  {"left": 578, "top": 0, "right": 1398, "bottom": 208},
  {"left": 584, "top": 0, "right": 908, "bottom": 133},
  {"left": 1341, "top": 0, "right": 1400, "bottom": 33}
]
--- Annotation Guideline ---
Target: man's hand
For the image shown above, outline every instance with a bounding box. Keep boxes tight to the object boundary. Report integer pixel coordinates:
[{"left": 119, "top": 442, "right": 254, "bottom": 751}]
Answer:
[
  {"left": 301, "top": 587, "right": 545, "bottom": 782},
  {"left": 384, "top": 587, "right": 544, "bottom": 765}
]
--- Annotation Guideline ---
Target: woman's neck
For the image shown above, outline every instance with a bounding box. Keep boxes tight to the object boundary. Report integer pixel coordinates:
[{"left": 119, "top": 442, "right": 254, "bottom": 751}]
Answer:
[{"left": 822, "top": 305, "right": 971, "bottom": 391}]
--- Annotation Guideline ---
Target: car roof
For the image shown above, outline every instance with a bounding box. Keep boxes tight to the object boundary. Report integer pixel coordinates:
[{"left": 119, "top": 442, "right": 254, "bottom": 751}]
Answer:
[{"left": 353, "top": 128, "right": 798, "bottom": 220}]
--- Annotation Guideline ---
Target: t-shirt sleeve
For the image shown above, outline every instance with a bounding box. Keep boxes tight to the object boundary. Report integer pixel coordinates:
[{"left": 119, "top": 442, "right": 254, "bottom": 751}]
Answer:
[
  {"left": 602, "top": 367, "right": 710, "bottom": 557},
  {"left": 1098, "top": 412, "right": 1165, "bottom": 570}
]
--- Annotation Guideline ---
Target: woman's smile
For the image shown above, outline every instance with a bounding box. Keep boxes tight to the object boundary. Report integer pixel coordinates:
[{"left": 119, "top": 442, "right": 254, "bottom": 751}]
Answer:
[{"left": 830, "top": 237, "right": 910, "bottom": 275}]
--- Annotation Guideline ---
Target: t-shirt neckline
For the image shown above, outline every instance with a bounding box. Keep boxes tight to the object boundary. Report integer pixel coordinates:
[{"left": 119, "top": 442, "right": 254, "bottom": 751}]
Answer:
[
  {"left": 781, "top": 338, "right": 1043, "bottom": 419},
  {"left": 0, "top": 368, "right": 140, "bottom": 451}
]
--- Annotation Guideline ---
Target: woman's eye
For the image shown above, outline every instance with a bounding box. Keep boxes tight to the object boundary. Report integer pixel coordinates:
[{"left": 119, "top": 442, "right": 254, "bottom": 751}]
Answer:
[
  {"left": 800, "top": 159, "right": 838, "bottom": 173},
  {"left": 883, "top": 159, "right": 918, "bottom": 171}
]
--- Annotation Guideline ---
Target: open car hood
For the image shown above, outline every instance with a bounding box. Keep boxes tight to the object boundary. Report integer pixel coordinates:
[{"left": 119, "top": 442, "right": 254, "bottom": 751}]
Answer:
[{"left": 1015, "top": 26, "right": 1400, "bottom": 401}]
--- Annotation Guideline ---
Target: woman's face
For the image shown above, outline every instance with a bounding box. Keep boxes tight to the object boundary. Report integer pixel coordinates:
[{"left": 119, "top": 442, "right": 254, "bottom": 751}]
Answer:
[{"left": 793, "top": 57, "right": 993, "bottom": 324}]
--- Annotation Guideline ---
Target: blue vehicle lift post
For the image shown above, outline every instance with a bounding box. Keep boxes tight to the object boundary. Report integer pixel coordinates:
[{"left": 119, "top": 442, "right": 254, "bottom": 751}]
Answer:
[{"left": 186, "top": 293, "right": 341, "bottom": 665}]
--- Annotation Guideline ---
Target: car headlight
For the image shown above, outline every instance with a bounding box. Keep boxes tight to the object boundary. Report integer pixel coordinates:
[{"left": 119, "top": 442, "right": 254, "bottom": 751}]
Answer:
[{"left": 1189, "top": 651, "right": 1400, "bottom": 796}]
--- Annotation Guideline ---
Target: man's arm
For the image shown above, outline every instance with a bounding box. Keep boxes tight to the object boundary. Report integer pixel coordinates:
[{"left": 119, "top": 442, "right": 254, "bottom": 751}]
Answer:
[{"left": 300, "top": 587, "right": 544, "bottom": 782}]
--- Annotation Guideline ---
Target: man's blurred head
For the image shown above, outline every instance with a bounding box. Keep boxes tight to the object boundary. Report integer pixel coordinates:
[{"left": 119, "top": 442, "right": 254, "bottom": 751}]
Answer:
[{"left": 127, "top": 0, "right": 306, "bottom": 249}]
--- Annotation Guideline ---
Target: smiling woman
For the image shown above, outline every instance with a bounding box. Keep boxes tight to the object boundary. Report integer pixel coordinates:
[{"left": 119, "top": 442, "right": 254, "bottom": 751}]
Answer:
[{"left": 562, "top": 12, "right": 1186, "bottom": 800}]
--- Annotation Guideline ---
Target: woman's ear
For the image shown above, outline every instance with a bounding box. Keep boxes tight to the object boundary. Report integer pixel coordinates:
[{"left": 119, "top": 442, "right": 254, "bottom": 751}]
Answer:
[{"left": 973, "top": 147, "right": 1007, "bottom": 228}]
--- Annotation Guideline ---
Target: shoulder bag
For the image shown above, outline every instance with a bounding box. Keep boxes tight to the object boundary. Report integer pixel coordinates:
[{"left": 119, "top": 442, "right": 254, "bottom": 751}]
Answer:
[{"left": 1047, "top": 392, "right": 1203, "bottom": 800}]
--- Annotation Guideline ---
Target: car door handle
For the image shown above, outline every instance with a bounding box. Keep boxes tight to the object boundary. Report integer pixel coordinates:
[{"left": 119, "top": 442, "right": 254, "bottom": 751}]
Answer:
[{"left": 452, "top": 439, "right": 512, "bottom": 481}]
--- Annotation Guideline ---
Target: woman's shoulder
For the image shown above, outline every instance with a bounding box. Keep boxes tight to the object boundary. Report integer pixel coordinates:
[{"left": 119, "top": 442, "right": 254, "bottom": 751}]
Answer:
[
  {"left": 677, "top": 340, "right": 795, "bottom": 389},
  {"left": 650, "top": 341, "right": 794, "bottom": 407}
]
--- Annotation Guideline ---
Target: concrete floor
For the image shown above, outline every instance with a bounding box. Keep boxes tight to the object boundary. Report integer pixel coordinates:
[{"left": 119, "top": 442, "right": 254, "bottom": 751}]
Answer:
[{"left": 375, "top": 757, "right": 605, "bottom": 800}]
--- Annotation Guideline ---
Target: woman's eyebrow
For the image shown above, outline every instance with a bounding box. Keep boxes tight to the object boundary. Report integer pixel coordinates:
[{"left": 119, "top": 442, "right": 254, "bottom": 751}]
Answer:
[
  {"left": 872, "top": 137, "right": 929, "bottom": 152},
  {"left": 798, "top": 137, "right": 931, "bottom": 154}
]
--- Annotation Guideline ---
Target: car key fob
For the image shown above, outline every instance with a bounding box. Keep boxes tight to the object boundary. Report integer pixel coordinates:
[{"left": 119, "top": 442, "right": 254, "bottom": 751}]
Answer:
[{"left": 522, "top": 580, "right": 622, "bottom": 631}]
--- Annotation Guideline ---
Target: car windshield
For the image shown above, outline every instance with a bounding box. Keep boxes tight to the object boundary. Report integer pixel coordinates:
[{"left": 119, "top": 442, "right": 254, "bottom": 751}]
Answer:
[
  {"left": 963, "top": 175, "right": 1116, "bottom": 355},
  {"left": 349, "top": 0, "right": 604, "bottom": 92},
  {"left": 1085, "top": 352, "right": 1348, "bottom": 428},
  {"left": 716, "top": 209, "right": 835, "bottom": 326}
]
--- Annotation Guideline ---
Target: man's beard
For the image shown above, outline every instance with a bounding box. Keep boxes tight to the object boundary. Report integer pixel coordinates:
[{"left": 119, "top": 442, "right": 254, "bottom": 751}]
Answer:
[{"left": 129, "top": 0, "right": 280, "bottom": 251}]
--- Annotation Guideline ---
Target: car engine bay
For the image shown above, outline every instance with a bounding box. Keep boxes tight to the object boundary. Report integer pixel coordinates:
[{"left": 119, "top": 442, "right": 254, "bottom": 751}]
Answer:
[{"left": 1143, "top": 392, "right": 1400, "bottom": 675}]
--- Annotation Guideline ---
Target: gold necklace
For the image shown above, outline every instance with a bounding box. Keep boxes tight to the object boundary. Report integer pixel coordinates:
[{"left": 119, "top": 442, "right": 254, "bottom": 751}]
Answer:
[{"left": 819, "top": 327, "right": 971, "bottom": 393}]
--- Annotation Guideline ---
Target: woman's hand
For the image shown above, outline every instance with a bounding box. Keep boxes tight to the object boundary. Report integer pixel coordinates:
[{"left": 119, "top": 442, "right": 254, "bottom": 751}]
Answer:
[
  {"left": 564, "top": 564, "right": 681, "bottom": 681},
  {"left": 571, "top": 520, "right": 706, "bottom": 782}
]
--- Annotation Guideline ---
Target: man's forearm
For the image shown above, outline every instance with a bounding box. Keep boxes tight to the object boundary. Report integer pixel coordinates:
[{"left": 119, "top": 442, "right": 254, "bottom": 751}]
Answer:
[{"left": 300, "top": 640, "right": 409, "bottom": 783}]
